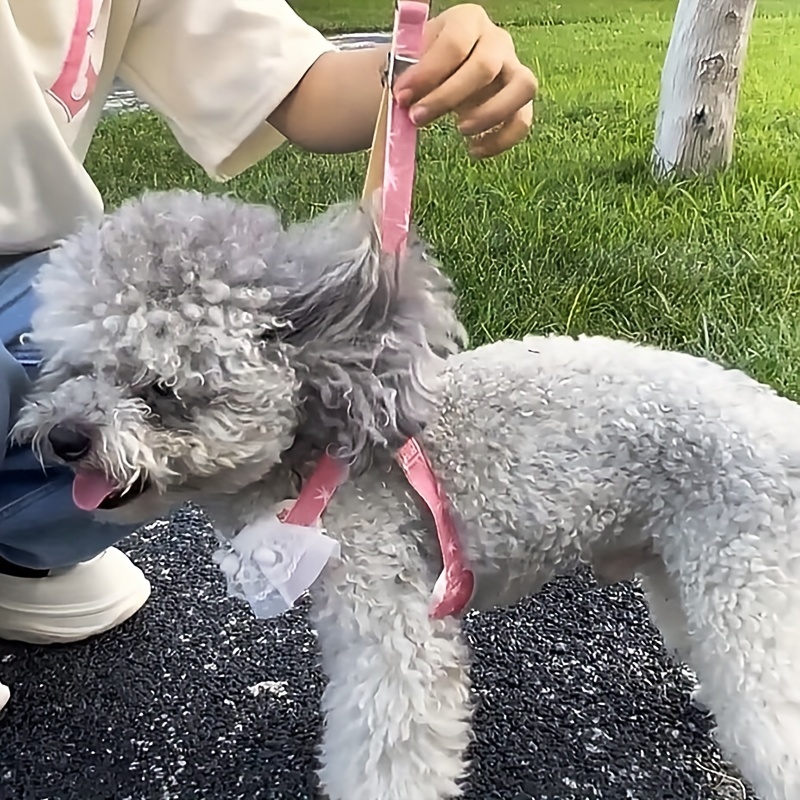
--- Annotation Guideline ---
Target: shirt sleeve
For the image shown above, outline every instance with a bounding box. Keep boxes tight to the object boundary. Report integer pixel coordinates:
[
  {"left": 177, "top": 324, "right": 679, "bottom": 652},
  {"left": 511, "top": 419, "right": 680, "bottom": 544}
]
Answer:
[{"left": 118, "top": 0, "right": 336, "bottom": 180}]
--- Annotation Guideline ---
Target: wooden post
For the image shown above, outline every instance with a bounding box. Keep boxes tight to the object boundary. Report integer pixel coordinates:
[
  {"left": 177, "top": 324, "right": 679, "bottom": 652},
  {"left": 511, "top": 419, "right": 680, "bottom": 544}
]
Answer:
[{"left": 652, "top": 0, "right": 758, "bottom": 179}]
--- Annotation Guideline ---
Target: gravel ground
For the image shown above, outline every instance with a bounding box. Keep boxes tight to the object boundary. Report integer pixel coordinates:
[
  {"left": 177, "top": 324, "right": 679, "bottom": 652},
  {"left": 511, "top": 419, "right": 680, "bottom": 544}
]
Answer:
[{"left": 0, "top": 504, "right": 754, "bottom": 800}]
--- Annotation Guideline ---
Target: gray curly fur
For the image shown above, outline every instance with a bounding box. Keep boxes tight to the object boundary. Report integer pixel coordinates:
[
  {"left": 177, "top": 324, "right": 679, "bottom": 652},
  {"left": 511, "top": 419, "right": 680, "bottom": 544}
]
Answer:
[
  {"left": 16, "top": 190, "right": 466, "bottom": 484},
  {"left": 270, "top": 197, "right": 467, "bottom": 466}
]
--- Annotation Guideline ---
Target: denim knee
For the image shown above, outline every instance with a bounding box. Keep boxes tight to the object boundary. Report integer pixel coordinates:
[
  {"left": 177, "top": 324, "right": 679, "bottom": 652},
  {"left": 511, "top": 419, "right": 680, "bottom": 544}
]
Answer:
[{"left": 0, "top": 252, "right": 134, "bottom": 570}]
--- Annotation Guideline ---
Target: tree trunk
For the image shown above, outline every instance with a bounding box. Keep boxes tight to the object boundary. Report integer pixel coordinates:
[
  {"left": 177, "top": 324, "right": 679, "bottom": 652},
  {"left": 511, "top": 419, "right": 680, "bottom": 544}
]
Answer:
[{"left": 652, "top": 0, "right": 758, "bottom": 179}]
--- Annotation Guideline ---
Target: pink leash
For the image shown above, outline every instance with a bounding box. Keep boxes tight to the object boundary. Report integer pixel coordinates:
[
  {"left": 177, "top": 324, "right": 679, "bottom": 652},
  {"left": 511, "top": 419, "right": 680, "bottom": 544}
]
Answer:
[
  {"left": 284, "top": 0, "right": 475, "bottom": 619},
  {"left": 379, "top": 0, "right": 428, "bottom": 255}
]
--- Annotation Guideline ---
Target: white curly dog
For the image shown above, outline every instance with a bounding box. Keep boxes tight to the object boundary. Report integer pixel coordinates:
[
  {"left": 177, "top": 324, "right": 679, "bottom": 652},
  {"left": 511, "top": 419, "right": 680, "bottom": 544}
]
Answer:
[{"left": 13, "top": 190, "right": 800, "bottom": 800}]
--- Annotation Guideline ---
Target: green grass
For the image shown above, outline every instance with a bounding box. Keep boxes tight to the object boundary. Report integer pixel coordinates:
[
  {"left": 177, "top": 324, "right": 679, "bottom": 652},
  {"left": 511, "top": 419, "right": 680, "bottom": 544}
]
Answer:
[
  {"left": 289, "top": 0, "right": 799, "bottom": 31},
  {"left": 90, "top": 0, "right": 800, "bottom": 397}
]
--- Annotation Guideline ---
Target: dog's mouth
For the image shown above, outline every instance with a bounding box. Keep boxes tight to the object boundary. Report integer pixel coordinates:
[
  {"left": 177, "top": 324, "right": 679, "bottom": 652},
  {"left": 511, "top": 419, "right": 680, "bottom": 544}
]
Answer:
[{"left": 72, "top": 470, "right": 151, "bottom": 511}]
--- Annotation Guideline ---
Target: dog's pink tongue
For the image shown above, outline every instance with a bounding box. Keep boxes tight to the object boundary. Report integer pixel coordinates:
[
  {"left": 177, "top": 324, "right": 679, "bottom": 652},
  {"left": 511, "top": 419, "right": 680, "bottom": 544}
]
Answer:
[{"left": 72, "top": 471, "right": 117, "bottom": 511}]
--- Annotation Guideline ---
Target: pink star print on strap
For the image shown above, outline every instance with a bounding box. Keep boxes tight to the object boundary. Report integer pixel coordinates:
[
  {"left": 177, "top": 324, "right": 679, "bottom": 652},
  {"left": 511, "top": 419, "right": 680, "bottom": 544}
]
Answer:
[
  {"left": 380, "top": 0, "right": 428, "bottom": 254},
  {"left": 283, "top": 0, "right": 475, "bottom": 620},
  {"left": 279, "top": 454, "right": 348, "bottom": 527}
]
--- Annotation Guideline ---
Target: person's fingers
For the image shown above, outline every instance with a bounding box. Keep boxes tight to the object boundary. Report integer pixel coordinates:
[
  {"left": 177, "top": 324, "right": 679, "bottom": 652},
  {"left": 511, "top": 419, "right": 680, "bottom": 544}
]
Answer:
[
  {"left": 468, "top": 108, "right": 533, "bottom": 158},
  {"left": 456, "top": 65, "right": 538, "bottom": 136},
  {"left": 392, "top": 9, "right": 484, "bottom": 107},
  {"left": 406, "top": 36, "right": 505, "bottom": 127},
  {"left": 388, "top": 3, "right": 536, "bottom": 158}
]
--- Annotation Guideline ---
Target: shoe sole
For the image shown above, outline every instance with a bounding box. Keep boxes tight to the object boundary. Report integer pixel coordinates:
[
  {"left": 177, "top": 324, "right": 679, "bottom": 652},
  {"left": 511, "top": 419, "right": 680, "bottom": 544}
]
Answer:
[{"left": 0, "top": 578, "right": 152, "bottom": 645}]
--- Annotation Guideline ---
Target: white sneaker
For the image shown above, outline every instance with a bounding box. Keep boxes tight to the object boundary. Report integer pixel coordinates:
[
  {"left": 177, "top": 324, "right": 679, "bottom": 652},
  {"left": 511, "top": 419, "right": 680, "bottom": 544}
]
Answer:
[
  {"left": 0, "top": 681, "right": 9, "bottom": 711},
  {"left": 0, "top": 547, "right": 151, "bottom": 644}
]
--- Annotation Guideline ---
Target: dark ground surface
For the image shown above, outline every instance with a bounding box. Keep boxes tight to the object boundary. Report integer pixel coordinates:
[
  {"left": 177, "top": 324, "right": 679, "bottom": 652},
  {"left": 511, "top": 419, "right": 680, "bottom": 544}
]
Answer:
[{"left": 0, "top": 505, "right": 754, "bottom": 800}]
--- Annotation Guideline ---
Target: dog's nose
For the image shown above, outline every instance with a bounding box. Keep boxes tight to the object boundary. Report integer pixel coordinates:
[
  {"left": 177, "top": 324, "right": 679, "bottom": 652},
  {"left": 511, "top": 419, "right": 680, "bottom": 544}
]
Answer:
[{"left": 47, "top": 425, "right": 92, "bottom": 462}]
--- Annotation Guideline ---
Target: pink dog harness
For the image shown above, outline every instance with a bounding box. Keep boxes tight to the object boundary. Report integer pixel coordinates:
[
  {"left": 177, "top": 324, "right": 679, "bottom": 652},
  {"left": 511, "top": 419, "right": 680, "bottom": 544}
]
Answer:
[{"left": 280, "top": 1, "right": 475, "bottom": 619}]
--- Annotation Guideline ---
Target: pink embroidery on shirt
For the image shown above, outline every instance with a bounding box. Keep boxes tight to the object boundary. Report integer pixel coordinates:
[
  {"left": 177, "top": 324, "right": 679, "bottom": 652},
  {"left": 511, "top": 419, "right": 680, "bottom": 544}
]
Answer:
[{"left": 46, "top": 0, "right": 99, "bottom": 121}]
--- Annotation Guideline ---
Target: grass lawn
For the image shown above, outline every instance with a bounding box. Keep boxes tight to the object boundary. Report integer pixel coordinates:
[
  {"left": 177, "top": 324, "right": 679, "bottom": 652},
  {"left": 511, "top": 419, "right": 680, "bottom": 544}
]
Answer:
[
  {"left": 288, "top": 0, "right": 800, "bottom": 31},
  {"left": 90, "top": 0, "right": 800, "bottom": 397}
]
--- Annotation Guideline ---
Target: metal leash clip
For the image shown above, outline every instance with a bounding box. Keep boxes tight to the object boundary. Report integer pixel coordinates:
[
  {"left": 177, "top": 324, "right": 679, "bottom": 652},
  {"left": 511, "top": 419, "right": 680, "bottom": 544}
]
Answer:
[{"left": 386, "top": 52, "right": 419, "bottom": 86}]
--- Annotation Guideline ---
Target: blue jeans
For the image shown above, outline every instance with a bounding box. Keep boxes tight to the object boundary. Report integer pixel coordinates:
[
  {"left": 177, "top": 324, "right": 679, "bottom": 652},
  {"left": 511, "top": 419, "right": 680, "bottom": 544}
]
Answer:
[{"left": 0, "top": 251, "right": 134, "bottom": 571}]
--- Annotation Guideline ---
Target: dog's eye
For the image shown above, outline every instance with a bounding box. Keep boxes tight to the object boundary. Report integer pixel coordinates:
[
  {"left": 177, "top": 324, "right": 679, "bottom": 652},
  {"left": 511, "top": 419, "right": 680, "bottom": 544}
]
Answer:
[
  {"left": 142, "top": 381, "right": 193, "bottom": 426},
  {"left": 152, "top": 381, "right": 174, "bottom": 398}
]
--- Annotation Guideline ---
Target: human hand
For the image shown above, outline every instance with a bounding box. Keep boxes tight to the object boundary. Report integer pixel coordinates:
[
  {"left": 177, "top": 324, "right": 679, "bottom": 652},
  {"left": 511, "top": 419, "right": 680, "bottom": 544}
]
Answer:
[{"left": 392, "top": 3, "right": 537, "bottom": 158}]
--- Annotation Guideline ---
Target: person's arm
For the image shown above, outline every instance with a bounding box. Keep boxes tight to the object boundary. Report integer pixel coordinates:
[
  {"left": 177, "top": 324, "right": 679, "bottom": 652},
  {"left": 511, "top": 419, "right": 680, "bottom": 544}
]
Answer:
[
  {"left": 271, "top": 5, "right": 537, "bottom": 159},
  {"left": 267, "top": 45, "right": 389, "bottom": 154},
  {"left": 120, "top": 1, "right": 536, "bottom": 182},
  {"left": 120, "top": 0, "right": 346, "bottom": 180}
]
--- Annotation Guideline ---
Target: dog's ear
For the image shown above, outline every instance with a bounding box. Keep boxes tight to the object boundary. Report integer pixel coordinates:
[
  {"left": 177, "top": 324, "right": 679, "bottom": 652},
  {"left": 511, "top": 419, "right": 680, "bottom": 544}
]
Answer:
[
  {"left": 256, "top": 201, "right": 382, "bottom": 346},
  {"left": 258, "top": 259, "right": 377, "bottom": 346},
  {"left": 252, "top": 200, "right": 466, "bottom": 469}
]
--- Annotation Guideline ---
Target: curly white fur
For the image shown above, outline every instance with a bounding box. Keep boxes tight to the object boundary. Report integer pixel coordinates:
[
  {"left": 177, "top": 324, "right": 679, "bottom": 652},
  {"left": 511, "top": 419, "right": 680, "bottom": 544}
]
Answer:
[{"left": 13, "top": 189, "right": 800, "bottom": 800}]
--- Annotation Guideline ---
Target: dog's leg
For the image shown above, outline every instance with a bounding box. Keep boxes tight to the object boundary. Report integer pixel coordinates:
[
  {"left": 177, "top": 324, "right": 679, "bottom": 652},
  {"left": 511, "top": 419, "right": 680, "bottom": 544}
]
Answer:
[
  {"left": 594, "top": 544, "right": 693, "bottom": 662},
  {"left": 309, "top": 514, "right": 472, "bottom": 800},
  {"left": 638, "top": 557, "right": 691, "bottom": 662},
  {"left": 638, "top": 558, "right": 712, "bottom": 712},
  {"left": 679, "top": 540, "right": 800, "bottom": 800}
]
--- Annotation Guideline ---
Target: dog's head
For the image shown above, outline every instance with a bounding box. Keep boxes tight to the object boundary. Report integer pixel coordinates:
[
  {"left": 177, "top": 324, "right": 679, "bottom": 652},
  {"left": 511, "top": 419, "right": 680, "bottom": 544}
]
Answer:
[{"left": 12, "top": 190, "right": 465, "bottom": 522}]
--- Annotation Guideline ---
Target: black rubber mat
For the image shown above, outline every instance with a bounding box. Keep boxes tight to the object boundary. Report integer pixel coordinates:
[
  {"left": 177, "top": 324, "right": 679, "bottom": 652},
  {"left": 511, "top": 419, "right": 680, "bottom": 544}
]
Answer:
[{"left": 0, "top": 504, "right": 753, "bottom": 800}]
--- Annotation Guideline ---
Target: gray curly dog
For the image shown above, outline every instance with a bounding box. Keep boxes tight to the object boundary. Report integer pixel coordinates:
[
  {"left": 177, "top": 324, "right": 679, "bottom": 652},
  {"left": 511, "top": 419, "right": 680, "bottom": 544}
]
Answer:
[{"left": 13, "top": 189, "right": 800, "bottom": 800}]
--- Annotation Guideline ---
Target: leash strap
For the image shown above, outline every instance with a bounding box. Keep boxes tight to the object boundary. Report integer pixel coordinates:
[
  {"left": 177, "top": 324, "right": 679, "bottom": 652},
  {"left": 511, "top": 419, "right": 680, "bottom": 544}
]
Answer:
[
  {"left": 280, "top": 454, "right": 348, "bottom": 527},
  {"left": 375, "top": 1, "right": 475, "bottom": 617},
  {"left": 364, "top": 0, "right": 474, "bottom": 617},
  {"left": 395, "top": 438, "right": 475, "bottom": 618},
  {"left": 285, "top": 1, "right": 474, "bottom": 619},
  {"left": 361, "top": 0, "right": 429, "bottom": 253},
  {"left": 380, "top": 0, "right": 429, "bottom": 254}
]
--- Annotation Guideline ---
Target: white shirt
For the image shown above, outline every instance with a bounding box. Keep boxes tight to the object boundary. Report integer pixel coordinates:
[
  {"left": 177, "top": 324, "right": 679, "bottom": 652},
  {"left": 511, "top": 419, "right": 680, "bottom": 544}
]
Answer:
[{"left": 1, "top": 0, "right": 335, "bottom": 254}]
